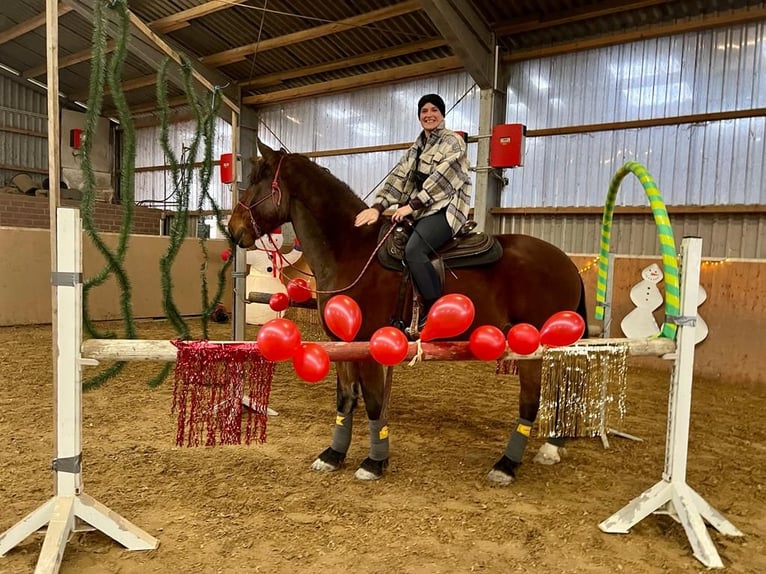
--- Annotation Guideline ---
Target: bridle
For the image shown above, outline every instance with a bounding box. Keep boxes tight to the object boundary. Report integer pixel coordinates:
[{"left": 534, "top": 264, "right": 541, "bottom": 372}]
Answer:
[
  {"left": 234, "top": 151, "right": 397, "bottom": 297},
  {"left": 237, "top": 154, "right": 285, "bottom": 238}
]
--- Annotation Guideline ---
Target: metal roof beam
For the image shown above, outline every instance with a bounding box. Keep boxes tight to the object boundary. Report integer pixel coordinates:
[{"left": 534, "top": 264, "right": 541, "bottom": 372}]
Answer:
[
  {"left": 201, "top": 0, "right": 421, "bottom": 68},
  {"left": 417, "top": 0, "right": 494, "bottom": 88}
]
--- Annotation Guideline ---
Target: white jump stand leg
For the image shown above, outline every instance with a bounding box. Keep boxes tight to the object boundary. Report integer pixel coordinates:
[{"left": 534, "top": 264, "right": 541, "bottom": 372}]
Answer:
[
  {"left": 599, "top": 237, "right": 742, "bottom": 568},
  {"left": 0, "top": 209, "right": 158, "bottom": 573},
  {"left": 242, "top": 396, "right": 279, "bottom": 416}
]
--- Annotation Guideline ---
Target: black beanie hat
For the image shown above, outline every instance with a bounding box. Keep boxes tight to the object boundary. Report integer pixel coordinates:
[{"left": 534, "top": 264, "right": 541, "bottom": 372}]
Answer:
[{"left": 417, "top": 93, "right": 446, "bottom": 117}]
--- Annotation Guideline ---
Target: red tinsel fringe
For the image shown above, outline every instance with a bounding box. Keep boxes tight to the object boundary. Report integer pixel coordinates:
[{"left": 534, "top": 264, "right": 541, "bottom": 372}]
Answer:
[
  {"left": 171, "top": 341, "right": 275, "bottom": 447},
  {"left": 495, "top": 358, "right": 519, "bottom": 376}
]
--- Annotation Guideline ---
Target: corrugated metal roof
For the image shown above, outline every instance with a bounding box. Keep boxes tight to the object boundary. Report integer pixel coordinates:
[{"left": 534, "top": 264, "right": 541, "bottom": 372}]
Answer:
[{"left": 1, "top": 0, "right": 764, "bottom": 112}]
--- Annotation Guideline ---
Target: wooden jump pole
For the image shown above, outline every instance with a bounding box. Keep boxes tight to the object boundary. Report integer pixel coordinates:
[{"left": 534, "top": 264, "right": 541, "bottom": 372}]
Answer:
[{"left": 80, "top": 337, "right": 677, "bottom": 363}]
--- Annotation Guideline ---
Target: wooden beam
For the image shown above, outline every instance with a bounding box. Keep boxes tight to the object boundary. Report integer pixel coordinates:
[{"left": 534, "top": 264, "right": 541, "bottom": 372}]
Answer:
[
  {"left": 81, "top": 337, "right": 676, "bottom": 363},
  {"left": 106, "top": 95, "right": 188, "bottom": 117},
  {"left": 125, "top": 10, "right": 239, "bottom": 113},
  {"left": 244, "top": 56, "right": 462, "bottom": 106},
  {"left": 0, "top": 3, "right": 72, "bottom": 46},
  {"left": 504, "top": 6, "right": 766, "bottom": 63},
  {"left": 63, "top": 0, "right": 239, "bottom": 113},
  {"left": 149, "top": 0, "right": 249, "bottom": 34},
  {"left": 201, "top": 0, "right": 421, "bottom": 67},
  {"left": 417, "top": 0, "right": 495, "bottom": 87},
  {"left": 495, "top": 0, "right": 668, "bottom": 36},
  {"left": 239, "top": 38, "right": 448, "bottom": 89},
  {"left": 490, "top": 205, "right": 766, "bottom": 216},
  {"left": 23, "top": 40, "right": 115, "bottom": 78},
  {"left": 71, "top": 73, "right": 157, "bottom": 101}
]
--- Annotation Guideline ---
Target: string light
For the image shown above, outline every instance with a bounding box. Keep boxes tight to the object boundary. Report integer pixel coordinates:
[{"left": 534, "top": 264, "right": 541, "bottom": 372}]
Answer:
[
  {"left": 578, "top": 256, "right": 600, "bottom": 274},
  {"left": 701, "top": 257, "right": 729, "bottom": 269}
]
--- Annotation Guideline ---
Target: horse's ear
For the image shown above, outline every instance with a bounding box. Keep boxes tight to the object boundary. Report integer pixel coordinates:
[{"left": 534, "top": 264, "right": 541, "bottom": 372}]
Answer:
[{"left": 256, "top": 138, "right": 277, "bottom": 163}]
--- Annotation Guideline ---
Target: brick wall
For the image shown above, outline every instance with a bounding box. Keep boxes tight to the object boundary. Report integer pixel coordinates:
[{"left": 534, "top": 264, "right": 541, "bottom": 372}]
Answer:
[{"left": 0, "top": 193, "right": 162, "bottom": 235}]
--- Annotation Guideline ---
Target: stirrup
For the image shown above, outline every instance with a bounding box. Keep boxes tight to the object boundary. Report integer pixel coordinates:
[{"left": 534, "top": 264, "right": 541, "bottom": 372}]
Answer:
[{"left": 405, "top": 316, "right": 427, "bottom": 341}]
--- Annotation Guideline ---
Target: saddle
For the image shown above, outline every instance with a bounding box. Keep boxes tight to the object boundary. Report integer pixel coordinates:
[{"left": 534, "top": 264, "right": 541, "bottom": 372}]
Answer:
[{"left": 376, "top": 219, "right": 503, "bottom": 272}]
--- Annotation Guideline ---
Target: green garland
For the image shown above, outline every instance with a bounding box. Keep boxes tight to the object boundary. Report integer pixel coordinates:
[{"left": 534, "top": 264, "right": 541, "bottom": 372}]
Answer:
[{"left": 81, "top": 0, "right": 136, "bottom": 390}]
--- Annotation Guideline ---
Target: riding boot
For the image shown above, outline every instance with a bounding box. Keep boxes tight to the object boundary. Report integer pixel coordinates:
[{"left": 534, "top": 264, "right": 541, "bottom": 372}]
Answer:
[{"left": 406, "top": 297, "right": 436, "bottom": 340}]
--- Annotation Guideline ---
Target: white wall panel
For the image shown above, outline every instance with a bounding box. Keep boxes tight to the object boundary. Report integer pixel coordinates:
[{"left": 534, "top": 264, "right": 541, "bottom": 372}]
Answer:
[
  {"left": 134, "top": 117, "right": 233, "bottom": 210},
  {"left": 503, "top": 21, "right": 766, "bottom": 208}
]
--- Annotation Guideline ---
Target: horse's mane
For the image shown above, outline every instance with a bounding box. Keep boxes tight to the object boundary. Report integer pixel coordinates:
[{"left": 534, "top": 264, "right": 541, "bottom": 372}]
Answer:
[{"left": 286, "top": 153, "right": 369, "bottom": 213}]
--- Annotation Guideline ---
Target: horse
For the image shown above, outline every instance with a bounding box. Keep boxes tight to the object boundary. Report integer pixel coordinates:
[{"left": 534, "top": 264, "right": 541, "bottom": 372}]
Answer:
[{"left": 229, "top": 140, "right": 589, "bottom": 483}]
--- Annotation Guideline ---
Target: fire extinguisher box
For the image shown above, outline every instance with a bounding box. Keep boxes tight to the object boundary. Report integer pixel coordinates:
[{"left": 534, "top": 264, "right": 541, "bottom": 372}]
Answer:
[
  {"left": 69, "top": 128, "right": 84, "bottom": 150},
  {"left": 490, "top": 124, "right": 526, "bottom": 168},
  {"left": 220, "top": 153, "right": 239, "bottom": 184}
]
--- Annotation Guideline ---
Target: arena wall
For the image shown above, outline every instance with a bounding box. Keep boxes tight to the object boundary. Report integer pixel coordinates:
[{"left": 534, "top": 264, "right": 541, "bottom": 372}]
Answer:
[
  {"left": 0, "top": 193, "right": 162, "bottom": 235},
  {"left": 571, "top": 255, "right": 765, "bottom": 385},
  {"left": 0, "top": 225, "right": 231, "bottom": 326}
]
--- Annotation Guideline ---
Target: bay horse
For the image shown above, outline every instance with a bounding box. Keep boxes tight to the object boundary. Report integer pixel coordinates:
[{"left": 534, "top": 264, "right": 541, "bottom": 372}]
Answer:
[{"left": 229, "top": 140, "right": 588, "bottom": 483}]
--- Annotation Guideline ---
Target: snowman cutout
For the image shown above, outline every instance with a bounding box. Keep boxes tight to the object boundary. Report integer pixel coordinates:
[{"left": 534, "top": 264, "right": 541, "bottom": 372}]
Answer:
[
  {"left": 621, "top": 262, "right": 708, "bottom": 345},
  {"left": 621, "top": 263, "right": 663, "bottom": 339},
  {"left": 245, "top": 228, "right": 303, "bottom": 325}
]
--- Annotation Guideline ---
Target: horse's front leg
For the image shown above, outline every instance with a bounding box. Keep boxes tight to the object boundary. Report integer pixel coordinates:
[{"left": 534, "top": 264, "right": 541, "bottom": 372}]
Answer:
[
  {"left": 355, "top": 360, "right": 390, "bottom": 481},
  {"left": 488, "top": 360, "right": 566, "bottom": 484},
  {"left": 310, "top": 361, "right": 360, "bottom": 472}
]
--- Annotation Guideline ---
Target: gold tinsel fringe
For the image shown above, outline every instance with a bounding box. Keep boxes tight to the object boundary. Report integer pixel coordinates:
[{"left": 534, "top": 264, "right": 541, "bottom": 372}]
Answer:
[{"left": 538, "top": 343, "right": 629, "bottom": 438}]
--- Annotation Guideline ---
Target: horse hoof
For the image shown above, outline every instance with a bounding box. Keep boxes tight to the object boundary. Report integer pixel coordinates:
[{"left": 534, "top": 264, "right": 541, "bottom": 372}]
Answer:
[
  {"left": 310, "top": 447, "right": 345, "bottom": 472},
  {"left": 487, "top": 469, "right": 514, "bottom": 485},
  {"left": 354, "top": 457, "right": 387, "bottom": 481},
  {"left": 487, "top": 455, "right": 518, "bottom": 484},
  {"left": 533, "top": 442, "right": 563, "bottom": 465}
]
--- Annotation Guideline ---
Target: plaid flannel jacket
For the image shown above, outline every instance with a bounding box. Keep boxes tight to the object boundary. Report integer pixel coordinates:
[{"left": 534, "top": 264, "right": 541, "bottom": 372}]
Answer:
[{"left": 373, "top": 124, "right": 471, "bottom": 234}]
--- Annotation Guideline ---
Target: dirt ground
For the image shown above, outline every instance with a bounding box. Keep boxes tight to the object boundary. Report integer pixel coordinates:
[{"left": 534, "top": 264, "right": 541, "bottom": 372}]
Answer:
[{"left": 1, "top": 319, "right": 765, "bottom": 574}]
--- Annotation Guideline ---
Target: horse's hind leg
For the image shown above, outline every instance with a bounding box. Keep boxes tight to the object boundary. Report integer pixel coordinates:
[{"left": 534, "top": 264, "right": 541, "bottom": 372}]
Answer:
[
  {"left": 311, "top": 361, "right": 360, "bottom": 472},
  {"left": 488, "top": 359, "right": 564, "bottom": 484}
]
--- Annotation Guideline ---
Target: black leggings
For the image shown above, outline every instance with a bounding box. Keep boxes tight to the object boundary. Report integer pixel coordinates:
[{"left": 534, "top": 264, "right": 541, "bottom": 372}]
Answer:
[{"left": 404, "top": 209, "right": 453, "bottom": 305}]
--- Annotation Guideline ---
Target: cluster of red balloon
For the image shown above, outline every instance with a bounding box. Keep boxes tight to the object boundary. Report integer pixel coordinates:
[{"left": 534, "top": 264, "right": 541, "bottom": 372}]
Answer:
[
  {"left": 256, "top": 318, "right": 331, "bottom": 383},
  {"left": 256, "top": 291, "right": 586, "bottom": 382}
]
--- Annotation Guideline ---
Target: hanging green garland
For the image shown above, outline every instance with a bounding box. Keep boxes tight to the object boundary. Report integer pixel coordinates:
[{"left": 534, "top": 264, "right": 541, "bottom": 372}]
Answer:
[{"left": 80, "top": 0, "right": 136, "bottom": 390}]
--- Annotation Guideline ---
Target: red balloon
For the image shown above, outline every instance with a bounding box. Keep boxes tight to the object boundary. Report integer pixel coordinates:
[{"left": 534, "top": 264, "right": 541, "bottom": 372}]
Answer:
[
  {"left": 292, "top": 343, "right": 330, "bottom": 383},
  {"left": 221, "top": 248, "right": 231, "bottom": 262},
  {"left": 469, "top": 325, "right": 507, "bottom": 361},
  {"left": 539, "top": 311, "right": 586, "bottom": 347},
  {"left": 323, "top": 295, "right": 362, "bottom": 342},
  {"left": 269, "top": 292, "right": 289, "bottom": 312},
  {"left": 287, "top": 278, "right": 312, "bottom": 303},
  {"left": 369, "top": 327, "right": 409, "bottom": 366},
  {"left": 507, "top": 323, "right": 541, "bottom": 355},
  {"left": 256, "top": 318, "right": 302, "bottom": 362},
  {"left": 419, "top": 294, "right": 475, "bottom": 342}
]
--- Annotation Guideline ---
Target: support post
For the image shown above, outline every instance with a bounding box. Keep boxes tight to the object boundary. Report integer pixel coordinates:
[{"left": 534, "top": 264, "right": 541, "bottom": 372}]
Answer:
[
  {"left": 599, "top": 237, "right": 743, "bottom": 569},
  {"left": 472, "top": 51, "right": 507, "bottom": 235},
  {"left": 0, "top": 209, "right": 158, "bottom": 572},
  {"left": 230, "top": 107, "right": 246, "bottom": 342}
]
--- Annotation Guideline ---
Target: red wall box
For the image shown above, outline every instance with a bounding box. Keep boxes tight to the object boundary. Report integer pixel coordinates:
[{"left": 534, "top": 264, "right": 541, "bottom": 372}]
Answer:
[
  {"left": 489, "top": 124, "right": 525, "bottom": 168},
  {"left": 220, "top": 153, "right": 234, "bottom": 183},
  {"left": 69, "top": 128, "right": 83, "bottom": 150}
]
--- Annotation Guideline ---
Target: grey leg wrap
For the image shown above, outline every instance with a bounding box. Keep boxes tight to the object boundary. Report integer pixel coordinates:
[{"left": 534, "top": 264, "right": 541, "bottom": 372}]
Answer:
[
  {"left": 503, "top": 418, "right": 533, "bottom": 463},
  {"left": 368, "top": 419, "right": 389, "bottom": 461},
  {"left": 330, "top": 411, "right": 353, "bottom": 454}
]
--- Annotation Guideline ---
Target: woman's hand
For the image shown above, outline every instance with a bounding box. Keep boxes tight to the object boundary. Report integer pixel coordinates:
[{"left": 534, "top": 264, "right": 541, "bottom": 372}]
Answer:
[
  {"left": 391, "top": 204, "right": 414, "bottom": 223},
  {"left": 354, "top": 207, "right": 381, "bottom": 227}
]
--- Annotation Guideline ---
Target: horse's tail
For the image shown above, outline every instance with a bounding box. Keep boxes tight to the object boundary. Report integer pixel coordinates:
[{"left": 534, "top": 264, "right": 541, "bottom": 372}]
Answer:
[{"left": 576, "top": 277, "right": 590, "bottom": 339}]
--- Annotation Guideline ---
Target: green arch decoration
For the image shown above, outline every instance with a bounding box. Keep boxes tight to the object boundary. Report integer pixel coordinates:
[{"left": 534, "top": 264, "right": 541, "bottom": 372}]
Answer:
[{"left": 595, "top": 161, "right": 679, "bottom": 339}]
